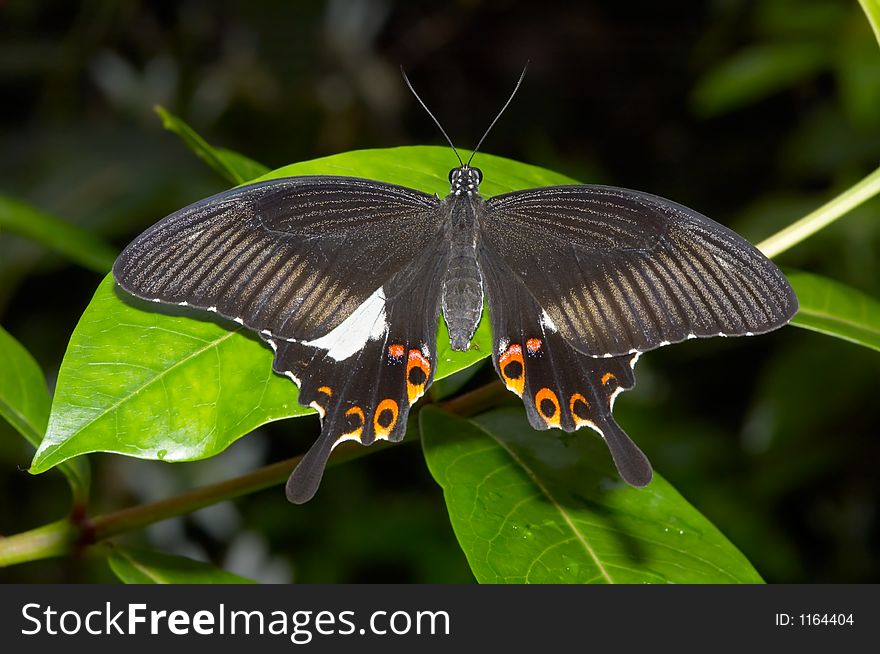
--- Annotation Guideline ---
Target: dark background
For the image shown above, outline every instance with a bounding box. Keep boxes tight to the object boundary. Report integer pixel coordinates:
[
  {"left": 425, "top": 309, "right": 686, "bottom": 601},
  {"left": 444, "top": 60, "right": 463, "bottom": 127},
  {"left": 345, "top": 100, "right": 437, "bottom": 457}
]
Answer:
[{"left": 1, "top": 0, "right": 878, "bottom": 583}]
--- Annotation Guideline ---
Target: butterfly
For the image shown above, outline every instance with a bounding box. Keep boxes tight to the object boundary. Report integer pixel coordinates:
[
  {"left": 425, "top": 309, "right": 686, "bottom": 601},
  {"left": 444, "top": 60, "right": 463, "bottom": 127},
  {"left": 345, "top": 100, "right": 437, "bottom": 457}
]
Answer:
[{"left": 112, "top": 68, "right": 797, "bottom": 503}]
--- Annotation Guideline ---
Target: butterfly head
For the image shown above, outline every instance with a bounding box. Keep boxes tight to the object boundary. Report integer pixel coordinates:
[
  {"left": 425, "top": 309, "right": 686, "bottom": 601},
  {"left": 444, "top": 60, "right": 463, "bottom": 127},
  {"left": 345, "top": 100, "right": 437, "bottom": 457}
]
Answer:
[{"left": 449, "top": 166, "right": 483, "bottom": 196}]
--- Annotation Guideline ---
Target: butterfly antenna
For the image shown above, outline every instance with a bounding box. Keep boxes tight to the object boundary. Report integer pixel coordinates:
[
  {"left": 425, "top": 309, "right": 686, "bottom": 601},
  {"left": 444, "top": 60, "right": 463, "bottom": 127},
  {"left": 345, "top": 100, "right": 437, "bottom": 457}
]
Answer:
[
  {"left": 400, "top": 66, "right": 463, "bottom": 167},
  {"left": 467, "top": 61, "right": 529, "bottom": 167}
]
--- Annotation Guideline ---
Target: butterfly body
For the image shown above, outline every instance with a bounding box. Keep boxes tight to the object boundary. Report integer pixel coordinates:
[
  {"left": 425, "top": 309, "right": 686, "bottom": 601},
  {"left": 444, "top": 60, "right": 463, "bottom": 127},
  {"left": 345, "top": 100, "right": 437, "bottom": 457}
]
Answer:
[
  {"left": 440, "top": 166, "right": 486, "bottom": 351},
  {"left": 114, "top": 159, "right": 797, "bottom": 503}
]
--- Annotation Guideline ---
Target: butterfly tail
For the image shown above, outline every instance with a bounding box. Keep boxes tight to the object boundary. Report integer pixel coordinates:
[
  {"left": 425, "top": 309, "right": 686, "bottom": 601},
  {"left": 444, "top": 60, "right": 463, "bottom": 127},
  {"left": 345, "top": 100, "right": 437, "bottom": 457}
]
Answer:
[
  {"left": 596, "top": 417, "right": 653, "bottom": 487},
  {"left": 286, "top": 430, "right": 336, "bottom": 504}
]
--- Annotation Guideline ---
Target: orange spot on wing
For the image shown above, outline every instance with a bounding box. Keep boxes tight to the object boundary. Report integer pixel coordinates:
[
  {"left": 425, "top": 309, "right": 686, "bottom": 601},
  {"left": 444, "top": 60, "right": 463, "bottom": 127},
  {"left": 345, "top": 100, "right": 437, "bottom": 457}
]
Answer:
[
  {"left": 388, "top": 343, "right": 405, "bottom": 360},
  {"left": 373, "top": 398, "right": 399, "bottom": 440},
  {"left": 601, "top": 372, "right": 617, "bottom": 386},
  {"left": 526, "top": 337, "right": 542, "bottom": 354},
  {"left": 535, "top": 387, "right": 561, "bottom": 427},
  {"left": 499, "top": 343, "right": 525, "bottom": 397},
  {"left": 342, "top": 406, "right": 365, "bottom": 440},
  {"left": 406, "top": 349, "right": 431, "bottom": 405},
  {"left": 310, "top": 387, "right": 334, "bottom": 418},
  {"left": 569, "top": 393, "right": 591, "bottom": 428}
]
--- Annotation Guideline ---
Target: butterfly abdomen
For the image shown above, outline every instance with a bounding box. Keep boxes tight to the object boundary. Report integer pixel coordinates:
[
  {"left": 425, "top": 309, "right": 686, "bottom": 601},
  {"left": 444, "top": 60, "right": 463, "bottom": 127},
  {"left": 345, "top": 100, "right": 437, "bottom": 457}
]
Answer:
[{"left": 441, "top": 197, "right": 484, "bottom": 351}]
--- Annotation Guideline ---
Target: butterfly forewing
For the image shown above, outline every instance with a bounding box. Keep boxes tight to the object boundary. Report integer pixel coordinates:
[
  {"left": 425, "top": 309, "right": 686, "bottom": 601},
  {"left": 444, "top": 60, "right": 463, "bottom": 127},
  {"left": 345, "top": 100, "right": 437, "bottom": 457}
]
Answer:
[
  {"left": 113, "top": 176, "right": 442, "bottom": 341},
  {"left": 484, "top": 185, "right": 798, "bottom": 357}
]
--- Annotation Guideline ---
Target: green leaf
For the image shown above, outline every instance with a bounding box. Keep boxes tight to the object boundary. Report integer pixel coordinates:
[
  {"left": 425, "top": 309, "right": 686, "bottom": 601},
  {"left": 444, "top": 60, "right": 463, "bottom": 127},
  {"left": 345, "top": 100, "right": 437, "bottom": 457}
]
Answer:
[
  {"left": 31, "top": 146, "right": 576, "bottom": 474},
  {"left": 106, "top": 545, "right": 255, "bottom": 584},
  {"left": 0, "top": 326, "right": 50, "bottom": 449},
  {"left": 858, "top": 0, "right": 880, "bottom": 47},
  {"left": 216, "top": 147, "right": 273, "bottom": 183},
  {"left": 31, "top": 274, "right": 304, "bottom": 472},
  {"left": 0, "top": 194, "right": 117, "bottom": 273},
  {"left": 420, "top": 407, "right": 763, "bottom": 584},
  {"left": 692, "top": 43, "right": 829, "bottom": 117},
  {"left": 788, "top": 271, "right": 880, "bottom": 353},
  {"left": 0, "top": 326, "right": 90, "bottom": 503},
  {"left": 155, "top": 106, "right": 270, "bottom": 184}
]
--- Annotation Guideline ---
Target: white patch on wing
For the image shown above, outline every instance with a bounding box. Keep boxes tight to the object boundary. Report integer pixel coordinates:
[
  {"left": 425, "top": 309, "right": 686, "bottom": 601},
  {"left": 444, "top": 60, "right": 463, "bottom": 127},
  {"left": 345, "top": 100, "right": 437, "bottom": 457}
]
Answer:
[
  {"left": 540, "top": 309, "right": 558, "bottom": 332},
  {"left": 332, "top": 434, "right": 362, "bottom": 450},
  {"left": 309, "top": 401, "right": 325, "bottom": 419},
  {"left": 302, "top": 286, "right": 388, "bottom": 362},
  {"left": 576, "top": 418, "right": 605, "bottom": 439}
]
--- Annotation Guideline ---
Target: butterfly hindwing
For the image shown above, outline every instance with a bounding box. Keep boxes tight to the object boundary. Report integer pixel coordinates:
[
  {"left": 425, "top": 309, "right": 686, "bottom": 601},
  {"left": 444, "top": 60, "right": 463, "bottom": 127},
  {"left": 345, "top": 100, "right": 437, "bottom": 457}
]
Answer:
[
  {"left": 269, "top": 243, "right": 448, "bottom": 503},
  {"left": 483, "top": 185, "right": 798, "bottom": 357},
  {"left": 481, "top": 249, "right": 652, "bottom": 486}
]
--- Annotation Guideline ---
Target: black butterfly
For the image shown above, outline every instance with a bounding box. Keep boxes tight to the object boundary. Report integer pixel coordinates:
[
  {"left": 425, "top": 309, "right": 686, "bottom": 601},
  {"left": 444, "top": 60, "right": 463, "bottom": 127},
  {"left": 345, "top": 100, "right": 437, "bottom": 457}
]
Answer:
[{"left": 113, "top": 70, "right": 797, "bottom": 503}]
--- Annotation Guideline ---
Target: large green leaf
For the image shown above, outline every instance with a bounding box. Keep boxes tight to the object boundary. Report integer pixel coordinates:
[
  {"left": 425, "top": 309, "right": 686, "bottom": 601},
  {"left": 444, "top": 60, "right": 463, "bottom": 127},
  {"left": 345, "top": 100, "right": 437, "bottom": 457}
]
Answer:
[
  {"left": 788, "top": 271, "right": 880, "bottom": 353},
  {"left": 106, "top": 545, "right": 255, "bottom": 584},
  {"left": 0, "top": 194, "right": 117, "bottom": 273},
  {"left": 155, "top": 106, "right": 270, "bottom": 184},
  {"left": 0, "top": 325, "right": 89, "bottom": 503},
  {"left": 420, "top": 407, "right": 763, "bottom": 584},
  {"left": 31, "top": 146, "right": 575, "bottom": 474}
]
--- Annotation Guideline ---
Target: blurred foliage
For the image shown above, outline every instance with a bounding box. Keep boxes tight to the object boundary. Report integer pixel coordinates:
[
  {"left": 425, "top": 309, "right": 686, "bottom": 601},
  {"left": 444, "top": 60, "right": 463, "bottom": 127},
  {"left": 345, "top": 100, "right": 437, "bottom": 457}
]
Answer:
[{"left": 1, "top": 0, "right": 878, "bottom": 583}]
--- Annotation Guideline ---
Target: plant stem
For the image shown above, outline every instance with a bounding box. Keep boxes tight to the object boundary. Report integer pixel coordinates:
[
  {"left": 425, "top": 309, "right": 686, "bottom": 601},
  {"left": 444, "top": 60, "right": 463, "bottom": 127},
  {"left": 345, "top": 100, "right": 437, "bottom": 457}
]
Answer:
[
  {"left": 0, "top": 519, "right": 76, "bottom": 567},
  {"left": 0, "top": 381, "right": 504, "bottom": 567},
  {"left": 757, "top": 165, "right": 880, "bottom": 259},
  {"left": 90, "top": 445, "right": 373, "bottom": 541}
]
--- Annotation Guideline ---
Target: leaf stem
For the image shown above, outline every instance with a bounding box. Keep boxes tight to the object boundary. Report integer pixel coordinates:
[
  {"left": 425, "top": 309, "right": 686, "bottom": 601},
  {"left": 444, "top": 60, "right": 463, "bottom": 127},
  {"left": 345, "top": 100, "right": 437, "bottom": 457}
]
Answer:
[
  {"left": 0, "top": 381, "right": 505, "bottom": 567},
  {"left": 757, "top": 165, "right": 880, "bottom": 259}
]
